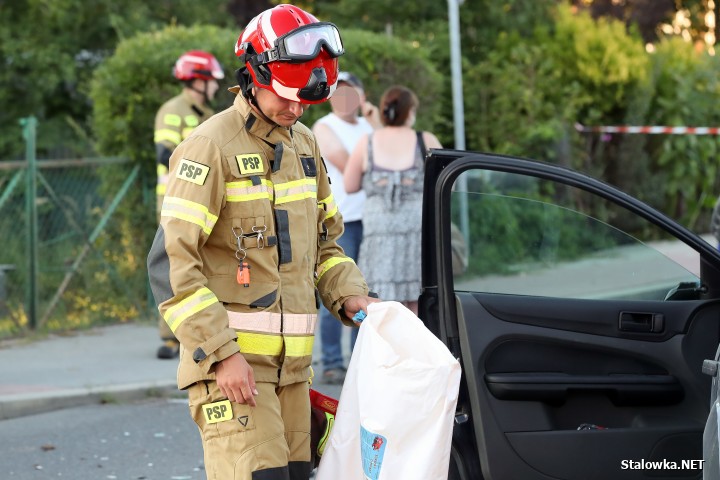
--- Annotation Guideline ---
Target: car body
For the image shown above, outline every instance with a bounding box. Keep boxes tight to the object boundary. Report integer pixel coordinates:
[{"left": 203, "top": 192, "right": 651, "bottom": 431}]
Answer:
[{"left": 418, "top": 149, "right": 720, "bottom": 480}]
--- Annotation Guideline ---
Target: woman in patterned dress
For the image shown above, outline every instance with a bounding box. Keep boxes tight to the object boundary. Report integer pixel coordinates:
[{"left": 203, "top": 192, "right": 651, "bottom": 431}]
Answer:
[{"left": 344, "top": 85, "right": 442, "bottom": 314}]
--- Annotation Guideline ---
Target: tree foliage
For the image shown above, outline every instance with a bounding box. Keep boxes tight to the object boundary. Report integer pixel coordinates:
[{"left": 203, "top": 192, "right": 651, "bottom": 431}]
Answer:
[
  {"left": 465, "top": 5, "right": 648, "bottom": 160},
  {"left": 643, "top": 38, "right": 720, "bottom": 223},
  {"left": 303, "top": 29, "right": 444, "bottom": 136},
  {"left": 463, "top": 3, "right": 720, "bottom": 229},
  {"left": 0, "top": 0, "right": 234, "bottom": 159},
  {"left": 5, "top": 0, "right": 720, "bottom": 234}
]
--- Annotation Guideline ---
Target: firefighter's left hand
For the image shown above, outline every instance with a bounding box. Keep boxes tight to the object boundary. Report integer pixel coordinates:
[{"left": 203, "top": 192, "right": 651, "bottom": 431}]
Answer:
[{"left": 342, "top": 295, "right": 381, "bottom": 325}]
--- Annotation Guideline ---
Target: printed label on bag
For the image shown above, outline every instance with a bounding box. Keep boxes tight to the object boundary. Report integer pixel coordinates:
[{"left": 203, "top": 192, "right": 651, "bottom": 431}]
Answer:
[{"left": 360, "top": 426, "right": 387, "bottom": 480}]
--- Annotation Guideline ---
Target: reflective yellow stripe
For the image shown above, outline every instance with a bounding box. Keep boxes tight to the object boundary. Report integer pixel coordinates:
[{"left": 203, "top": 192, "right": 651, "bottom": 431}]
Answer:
[
  {"left": 275, "top": 179, "right": 317, "bottom": 205},
  {"left": 184, "top": 115, "right": 199, "bottom": 127},
  {"left": 238, "top": 333, "right": 283, "bottom": 356},
  {"left": 316, "top": 257, "right": 354, "bottom": 284},
  {"left": 182, "top": 127, "right": 195, "bottom": 139},
  {"left": 226, "top": 179, "right": 274, "bottom": 202},
  {"left": 156, "top": 165, "right": 169, "bottom": 196},
  {"left": 164, "top": 287, "right": 218, "bottom": 332},
  {"left": 318, "top": 411, "right": 335, "bottom": 456},
  {"left": 276, "top": 191, "right": 317, "bottom": 204},
  {"left": 236, "top": 333, "right": 314, "bottom": 357},
  {"left": 163, "top": 114, "right": 182, "bottom": 127},
  {"left": 161, "top": 196, "right": 218, "bottom": 235},
  {"left": 154, "top": 129, "right": 182, "bottom": 145},
  {"left": 285, "top": 336, "right": 314, "bottom": 356},
  {"left": 324, "top": 204, "right": 338, "bottom": 219},
  {"left": 319, "top": 193, "right": 338, "bottom": 220}
]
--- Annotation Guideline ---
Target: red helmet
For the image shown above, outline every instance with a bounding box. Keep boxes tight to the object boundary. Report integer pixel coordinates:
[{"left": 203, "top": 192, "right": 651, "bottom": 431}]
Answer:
[
  {"left": 173, "top": 50, "right": 224, "bottom": 82},
  {"left": 235, "top": 4, "right": 343, "bottom": 104}
]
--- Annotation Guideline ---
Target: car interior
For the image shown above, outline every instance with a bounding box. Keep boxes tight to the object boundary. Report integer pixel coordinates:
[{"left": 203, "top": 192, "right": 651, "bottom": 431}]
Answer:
[{"left": 420, "top": 150, "right": 720, "bottom": 480}]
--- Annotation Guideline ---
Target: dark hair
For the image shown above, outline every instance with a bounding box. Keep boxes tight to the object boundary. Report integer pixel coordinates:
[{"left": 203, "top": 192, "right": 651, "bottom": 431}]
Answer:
[{"left": 379, "top": 85, "right": 419, "bottom": 127}]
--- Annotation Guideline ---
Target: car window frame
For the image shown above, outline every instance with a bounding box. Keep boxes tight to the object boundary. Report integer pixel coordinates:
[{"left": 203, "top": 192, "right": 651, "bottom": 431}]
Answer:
[{"left": 423, "top": 149, "right": 720, "bottom": 347}]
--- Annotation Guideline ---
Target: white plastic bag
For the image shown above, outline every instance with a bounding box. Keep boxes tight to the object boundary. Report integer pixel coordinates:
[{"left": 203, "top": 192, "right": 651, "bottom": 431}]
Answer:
[{"left": 316, "top": 301, "right": 461, "bottom": 480}]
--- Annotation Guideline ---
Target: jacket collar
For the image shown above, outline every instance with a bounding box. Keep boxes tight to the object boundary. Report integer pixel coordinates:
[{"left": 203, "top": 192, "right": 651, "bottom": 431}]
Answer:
[{"left": 181, "top": 89, "right": 210, "bottom": 117}]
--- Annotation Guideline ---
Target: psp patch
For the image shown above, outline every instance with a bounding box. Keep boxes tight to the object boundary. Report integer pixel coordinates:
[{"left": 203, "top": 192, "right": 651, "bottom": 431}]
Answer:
[
  {"left": 202, "top": 399, "right": 233, "bottom": 424},
  {"left": 177, "top": 158, "right": 210, "bottom": 185},
  {"left": 236, "top": 153, "right": 265, "bottom": 175}
]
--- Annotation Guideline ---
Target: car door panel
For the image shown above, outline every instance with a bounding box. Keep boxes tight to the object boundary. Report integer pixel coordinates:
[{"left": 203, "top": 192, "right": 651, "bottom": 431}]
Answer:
[
  {"left": 456, "top": 292, "right": 717, "bottom": 479},
  {"left": 420, "top": 151, "right": 720, "bottom": 480}
]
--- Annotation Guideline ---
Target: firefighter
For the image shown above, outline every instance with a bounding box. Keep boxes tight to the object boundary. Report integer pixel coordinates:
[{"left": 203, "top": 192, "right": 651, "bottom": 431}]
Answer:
[
  {"left": 153, "top": 50, "right": 224, "bottom": 359},
  {"left": 146, "top": 4, "right": 379, "bottom": 479}
]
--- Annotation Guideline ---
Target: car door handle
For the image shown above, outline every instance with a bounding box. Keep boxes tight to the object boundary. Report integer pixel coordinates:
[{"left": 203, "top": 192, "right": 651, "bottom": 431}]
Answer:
[{"left": 618, "top": 311, "right": 664, "bottom": 333}]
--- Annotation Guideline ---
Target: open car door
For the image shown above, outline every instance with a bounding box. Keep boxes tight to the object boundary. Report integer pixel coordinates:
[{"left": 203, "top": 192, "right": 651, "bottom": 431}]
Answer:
[{"left": 419, "top": 150, "right": 720, "bottom": 480}]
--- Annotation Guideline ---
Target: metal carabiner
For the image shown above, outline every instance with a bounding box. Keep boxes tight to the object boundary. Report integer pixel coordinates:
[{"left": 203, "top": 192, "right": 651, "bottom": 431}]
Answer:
[
  {"left": 252, "top": 225, "right": 267, "bottom": 249},
  {"left": 232, "top": 227, "right": 247, "bottom": 261}
]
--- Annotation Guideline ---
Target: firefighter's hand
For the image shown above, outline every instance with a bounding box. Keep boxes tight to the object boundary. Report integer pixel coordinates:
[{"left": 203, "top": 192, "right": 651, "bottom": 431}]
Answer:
[
  {"left": 216, "top": 352, "right": 258, "bottom": 407},
  {"left": 342, "top": 295, "right": 381, "bottom": 325}
]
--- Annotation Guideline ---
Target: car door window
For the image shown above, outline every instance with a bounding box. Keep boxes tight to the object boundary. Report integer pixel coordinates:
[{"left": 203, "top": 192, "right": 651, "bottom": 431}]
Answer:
[{"left": 451, "top": 170, "right": 701, "bottom": 300}]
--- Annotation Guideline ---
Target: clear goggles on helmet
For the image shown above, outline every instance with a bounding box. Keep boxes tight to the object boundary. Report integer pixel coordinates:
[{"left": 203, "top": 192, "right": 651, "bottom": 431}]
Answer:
[{"left": 270, "top": 22, "right": 344, "bottom": 63}]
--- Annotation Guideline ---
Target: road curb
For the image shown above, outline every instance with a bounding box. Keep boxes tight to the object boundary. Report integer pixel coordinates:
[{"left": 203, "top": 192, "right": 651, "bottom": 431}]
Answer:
[{"left": 0, "top": 380, "right": 181, "bottom": 421}]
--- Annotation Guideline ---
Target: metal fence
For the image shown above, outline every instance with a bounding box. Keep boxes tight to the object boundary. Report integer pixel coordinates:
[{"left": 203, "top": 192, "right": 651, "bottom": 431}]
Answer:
[{"left": 0, "top": 117, "right": 149, "bottom": 339}]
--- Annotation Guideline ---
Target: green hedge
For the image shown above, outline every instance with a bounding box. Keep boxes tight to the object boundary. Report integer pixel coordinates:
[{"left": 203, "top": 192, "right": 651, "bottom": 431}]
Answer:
[{"left": 463, "top": 4, "right": 720, "bottom": 232}]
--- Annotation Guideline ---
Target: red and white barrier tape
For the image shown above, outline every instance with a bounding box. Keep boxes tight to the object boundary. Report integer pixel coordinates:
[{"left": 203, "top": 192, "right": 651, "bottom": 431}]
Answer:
[{"left": 574, "top": 122, "right": 720, "bottom": 135}]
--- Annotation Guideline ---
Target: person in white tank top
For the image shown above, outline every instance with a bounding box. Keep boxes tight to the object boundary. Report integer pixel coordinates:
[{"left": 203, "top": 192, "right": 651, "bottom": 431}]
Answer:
[{"left": 312, "top": 72, "right": 381, "bottom": 384}]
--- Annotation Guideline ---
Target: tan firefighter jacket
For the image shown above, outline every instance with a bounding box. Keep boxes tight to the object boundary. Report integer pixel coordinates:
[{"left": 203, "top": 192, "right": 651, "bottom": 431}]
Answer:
[
  {"left": 154, "top": 90, "right": 214, "bottom": 197},
  {"left": 147, "top": 89, "right": 368, "bottom": 389}
]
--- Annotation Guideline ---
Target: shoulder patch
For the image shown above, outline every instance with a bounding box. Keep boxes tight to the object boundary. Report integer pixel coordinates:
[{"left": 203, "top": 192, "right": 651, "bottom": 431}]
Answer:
[
  {"left": 176, "top": 158, "right": 210, "bottom": 185},
  {"left": 236, "top": 153, "right": 265, "bottom": 175}
]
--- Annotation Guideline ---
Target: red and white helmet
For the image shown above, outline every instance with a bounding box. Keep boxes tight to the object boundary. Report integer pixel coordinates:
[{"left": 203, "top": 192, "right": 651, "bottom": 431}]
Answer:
[
  {"left": 173, "top": 50, "right": 224, "bottom": 82},
  {"left": 235, "top": 4, "right": 343, "bottom": 104}
]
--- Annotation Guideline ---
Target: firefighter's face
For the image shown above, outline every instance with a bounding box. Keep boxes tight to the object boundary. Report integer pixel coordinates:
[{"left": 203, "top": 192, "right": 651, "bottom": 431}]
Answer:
[
  {"left": 191, "top": 79, "right": 219, "bottom": 102},
  {"left": 205, "top": 79, "right": 219, "bottom": 101},
  {"left": 254, "top": 88, "right": 306, "bottom": 127}
]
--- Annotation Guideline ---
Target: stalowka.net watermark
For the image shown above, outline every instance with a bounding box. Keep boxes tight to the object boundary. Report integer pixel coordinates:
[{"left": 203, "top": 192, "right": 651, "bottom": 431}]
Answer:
[{"left": 621, "top": 459, "right": 704, "bottom": 470}]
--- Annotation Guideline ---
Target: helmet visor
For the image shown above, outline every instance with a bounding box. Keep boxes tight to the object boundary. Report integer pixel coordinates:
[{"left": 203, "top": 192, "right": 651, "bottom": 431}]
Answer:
[{"left": 277, "top": 23, "right": 344, "bottom": 62}]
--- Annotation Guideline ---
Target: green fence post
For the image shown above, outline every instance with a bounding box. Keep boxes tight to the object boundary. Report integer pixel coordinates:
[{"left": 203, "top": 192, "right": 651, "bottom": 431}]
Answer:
[{"left": 20, "top": 116, "right": 38, "bottom": 330}]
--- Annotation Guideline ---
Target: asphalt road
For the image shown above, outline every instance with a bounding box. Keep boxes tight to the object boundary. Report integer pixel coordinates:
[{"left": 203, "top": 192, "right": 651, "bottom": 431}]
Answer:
[
  {"left": 2, "top": 378, "right": 343, "bottom": 480},
  {"left": 3, "top": 397, "right": 204, "bottom": 480}
]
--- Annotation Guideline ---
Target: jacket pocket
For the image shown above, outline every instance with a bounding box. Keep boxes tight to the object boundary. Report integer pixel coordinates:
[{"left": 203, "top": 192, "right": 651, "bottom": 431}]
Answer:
[
  {"left": 207, "top": 274, "right": 278, "bottom": 309},
  {"left": 209, "top": 215, "right": 279, "bottom": 309}
]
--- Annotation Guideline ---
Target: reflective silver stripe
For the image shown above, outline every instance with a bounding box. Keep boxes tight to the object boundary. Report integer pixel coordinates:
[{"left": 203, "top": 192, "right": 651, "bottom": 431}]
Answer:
[
  {"left": 227, "top": 311, "right": 317, "bottom": 334},
  {"left": 226, "top": 179, "right": 273, "bottom": 202}
]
